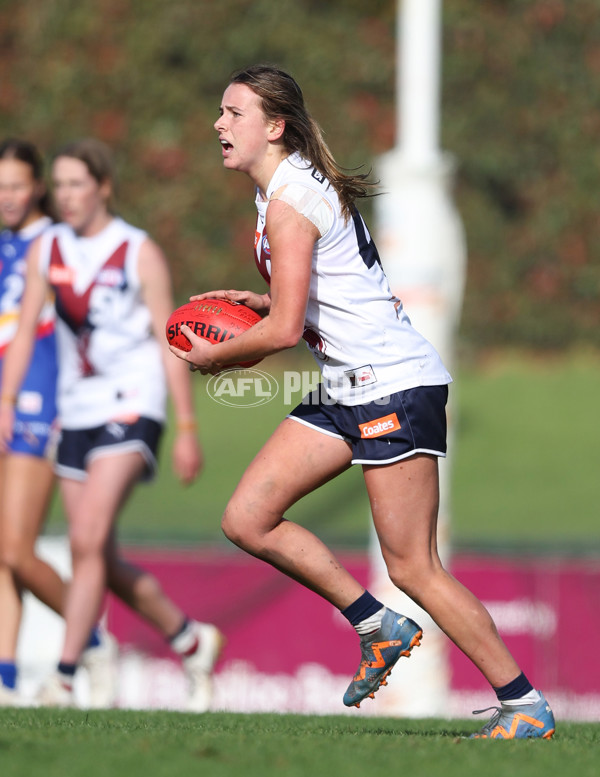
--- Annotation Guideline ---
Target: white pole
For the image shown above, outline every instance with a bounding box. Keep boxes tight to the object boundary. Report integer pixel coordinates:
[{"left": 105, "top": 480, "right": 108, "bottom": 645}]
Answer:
[
  {"left": 398, "top": 0, "right": 441, "bottom": 162},
  {"left": 369, "top": 0, "right": 467, "bottom": 717}
]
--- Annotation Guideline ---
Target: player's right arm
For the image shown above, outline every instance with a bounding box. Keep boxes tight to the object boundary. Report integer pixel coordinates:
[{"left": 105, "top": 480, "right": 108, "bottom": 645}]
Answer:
[
  {"left": 172, "top": 199, "right": 316, "bottom": 374},
  {"left": 0, "top": 236, "right": 49, "bottom": 451}
]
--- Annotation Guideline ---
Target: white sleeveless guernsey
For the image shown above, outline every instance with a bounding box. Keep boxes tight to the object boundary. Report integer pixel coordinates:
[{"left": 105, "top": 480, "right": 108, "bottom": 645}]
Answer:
[
  {"left": 38, "top": 217, "right": 167, "bottom": 428},
  {"left": 254, "top": 153, "right": 452, "bottom": 405}
]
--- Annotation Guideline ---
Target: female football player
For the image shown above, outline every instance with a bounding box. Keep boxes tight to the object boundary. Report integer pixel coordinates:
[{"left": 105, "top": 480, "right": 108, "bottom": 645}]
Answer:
[
  {"left": 0, "top": 139, "right": 129, "bottom": 709},
  {"left": 0, "top": 138, "right": 223, "bottom": 711},
  {"left": 0, "top": 138, "right": 59, "bottom": 705},
  {"left": 170, "top": 65, "right": 555, "bottom": 739}
]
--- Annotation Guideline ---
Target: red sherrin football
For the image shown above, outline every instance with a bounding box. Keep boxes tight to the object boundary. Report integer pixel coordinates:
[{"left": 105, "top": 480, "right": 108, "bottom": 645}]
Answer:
[{"left": 166, "top": 298, "right": 262, "bottom": 368}]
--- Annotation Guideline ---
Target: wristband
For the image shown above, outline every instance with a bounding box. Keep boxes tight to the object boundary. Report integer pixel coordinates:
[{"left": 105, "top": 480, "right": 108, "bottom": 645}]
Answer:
[{"left": 177, "top": 420, "right": 197, "bottom": 433}]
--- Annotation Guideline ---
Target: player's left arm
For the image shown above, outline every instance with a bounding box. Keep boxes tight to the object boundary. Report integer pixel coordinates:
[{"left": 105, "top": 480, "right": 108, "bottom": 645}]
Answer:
[{"left": 138, "top": 237, "right": 203, "bottom": 484}]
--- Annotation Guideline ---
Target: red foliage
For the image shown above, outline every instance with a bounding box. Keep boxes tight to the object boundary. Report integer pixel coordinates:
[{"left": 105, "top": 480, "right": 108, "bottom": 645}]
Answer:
[
  {"left": 92, "top": 110, "right": 128, "bottom": 144},
  {"left": 139, "top": 145, "right": 188, "bottom": 179}
]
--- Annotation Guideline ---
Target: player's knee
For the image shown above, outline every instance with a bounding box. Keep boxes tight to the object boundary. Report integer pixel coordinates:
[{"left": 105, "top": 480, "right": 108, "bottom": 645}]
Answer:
[
  {"left": 221, "top": 509, "right": 243, "bottom": 546},
  {"left": 386, "top": 558, "right": 420, "bottom": 594},
  {"left": 389, "top": 572, "right": 413, "bottom": 597},
  {"left": 0, "top": 538, "right": 25, "bottom": 573},
  {"left": 69, "top": 526, "right": 107, "bottom": 559},
  {"left": 107, "top": 563, "right": 159, "bottom": 605},
  {"left": 0, "top": 544, "right": 16, "bottom": 570},
  {"left": 386, "top": 556, "right": 441, "bottom": 600}
]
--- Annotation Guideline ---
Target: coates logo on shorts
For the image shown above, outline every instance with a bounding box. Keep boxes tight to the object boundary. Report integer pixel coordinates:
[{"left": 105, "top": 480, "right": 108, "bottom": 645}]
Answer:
[
  {"left": 206, "top": 368, "right": 279, "bottom": 408},
  {"left": 358, "top": 413, "right": 401, "bottom": 439}
]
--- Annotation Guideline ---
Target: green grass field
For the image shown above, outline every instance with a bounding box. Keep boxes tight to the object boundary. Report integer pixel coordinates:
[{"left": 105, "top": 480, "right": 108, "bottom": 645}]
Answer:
[
  {"left": 45, "top": 348, "right": 600, "bottom": 552},
  {"left": 12, "top": 350, "right": 600, "bottom": 775},
  {"left": 1, "top": 708, "right": 598, "bottom": 777}
]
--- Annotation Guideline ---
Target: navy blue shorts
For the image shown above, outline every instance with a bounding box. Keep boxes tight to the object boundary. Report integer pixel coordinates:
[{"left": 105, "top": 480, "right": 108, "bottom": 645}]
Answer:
[
  {"left": 56, "top": 416, "right": 163, "bottom": 482},
  {"left": 288, "top": 384, "right": 448, "bottom": 465}
]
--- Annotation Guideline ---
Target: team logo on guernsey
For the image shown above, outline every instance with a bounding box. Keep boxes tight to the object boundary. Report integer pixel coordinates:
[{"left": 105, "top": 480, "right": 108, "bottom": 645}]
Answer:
[
  {"left": 359, "top": 412, "right": 401, "bottom": 439},
  {"left": 96, "top": 267, "right": 126, "bottom": 287},
  {"left": 49, "top": 265, "right": 76, "bottom": 285},
  {"left": 261, "top": 235, "right": 271, "bottom": 255},
  {"left": 345, "top": 365, "right": 377, "bottom": 388}
]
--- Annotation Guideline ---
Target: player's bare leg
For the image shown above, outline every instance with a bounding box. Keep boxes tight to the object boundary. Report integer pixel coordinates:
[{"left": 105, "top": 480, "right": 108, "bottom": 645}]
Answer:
[
  {"left": 364, "top": 453, "right": 521, "bottom": 688},
  {"left": 0, "top": 456, "right": 23, "bottom": 668},
  {"left": 0, "top": 454, "right": 64, "bottom": 613},
  {"left": 34, "top": 454, "right": 145, "bottom": 707},
  {"left": 106, "top": 546, "right": 224, "bottom": 712},
  {"left": 106, "top": 538, "right": 186, "bottom": 637},
  {"left": 222, "top": 417, "right": 425, "bottom": 708},
  {"left": 59, "top": 452, "right": 145, "bottom": 664},
  {"left": 0, "top": 565, "right": 20, "bottom": 655},
  {"left": 222, "top": 417, "right": 364, "bottom": 608},
  {"left": 0, "top": 454, "right": 60, "bottom": 703},
  {"left": 0, "top": 562, "right": 21, "bottom": 703}
]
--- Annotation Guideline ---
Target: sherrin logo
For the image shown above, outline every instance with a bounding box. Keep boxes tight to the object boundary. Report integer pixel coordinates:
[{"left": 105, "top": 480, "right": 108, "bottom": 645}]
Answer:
[
  {"left": 359, "top": 412, "right": 401, "bottom": 439},
  {"left": 167, "top": 318, "right": 233, "bottom": 344}
]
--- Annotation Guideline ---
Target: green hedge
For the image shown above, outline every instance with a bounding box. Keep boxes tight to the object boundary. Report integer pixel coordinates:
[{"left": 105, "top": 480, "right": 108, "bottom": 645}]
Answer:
[
  {"left": 443, "top": 0, "right": 600, "bottom": 349},
  {"left": 1, "top": 0, "right": 597, "bottom": 349}
]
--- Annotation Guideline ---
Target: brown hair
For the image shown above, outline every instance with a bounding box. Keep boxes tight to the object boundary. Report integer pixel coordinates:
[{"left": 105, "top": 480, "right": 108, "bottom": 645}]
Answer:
[
  {"left": 0, "top": 138, "right": 56, "bottom": 220},
  {"left": 53, "top": 138, "right": 117, "bottom": 213},
  {"left": 230, "top": 65, "right": 378, "bottom": 219}
]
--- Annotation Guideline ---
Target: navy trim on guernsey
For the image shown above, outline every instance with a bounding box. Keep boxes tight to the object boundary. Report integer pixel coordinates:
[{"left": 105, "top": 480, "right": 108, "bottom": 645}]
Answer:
[{"left": 351, "top": 208, "right": 382, "bottom": 270}]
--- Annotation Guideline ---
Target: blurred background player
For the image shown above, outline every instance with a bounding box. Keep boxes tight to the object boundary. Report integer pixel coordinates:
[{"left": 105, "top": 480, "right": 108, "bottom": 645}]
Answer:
[
  {"left": 0, "top": 138, "right": 223, "bottom": 711},
  {"left": 0, "top": 138, "right": 116, "bottom": 707},
  {"left": 172, "top": 65, "right": 555, "bottom": 739}
]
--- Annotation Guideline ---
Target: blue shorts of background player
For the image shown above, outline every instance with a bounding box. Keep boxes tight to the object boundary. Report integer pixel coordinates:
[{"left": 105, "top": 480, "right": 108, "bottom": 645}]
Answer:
[{"left": 1, "top": 333, "right": 58, "bottom": 459}]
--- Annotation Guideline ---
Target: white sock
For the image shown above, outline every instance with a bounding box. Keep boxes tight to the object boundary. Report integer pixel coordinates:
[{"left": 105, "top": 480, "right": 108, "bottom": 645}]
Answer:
[
  {"left": 501, "top": 689, "right": 541, "bottom": 707},
  {"left": 170, "top": 622, "right": 199, "bottom": 656},
  {"left": 354, "top": 606, "right": 386, "bottom": 636},
  {"left": 56, "top": 671, "right": 74, "bottom": 690}
]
